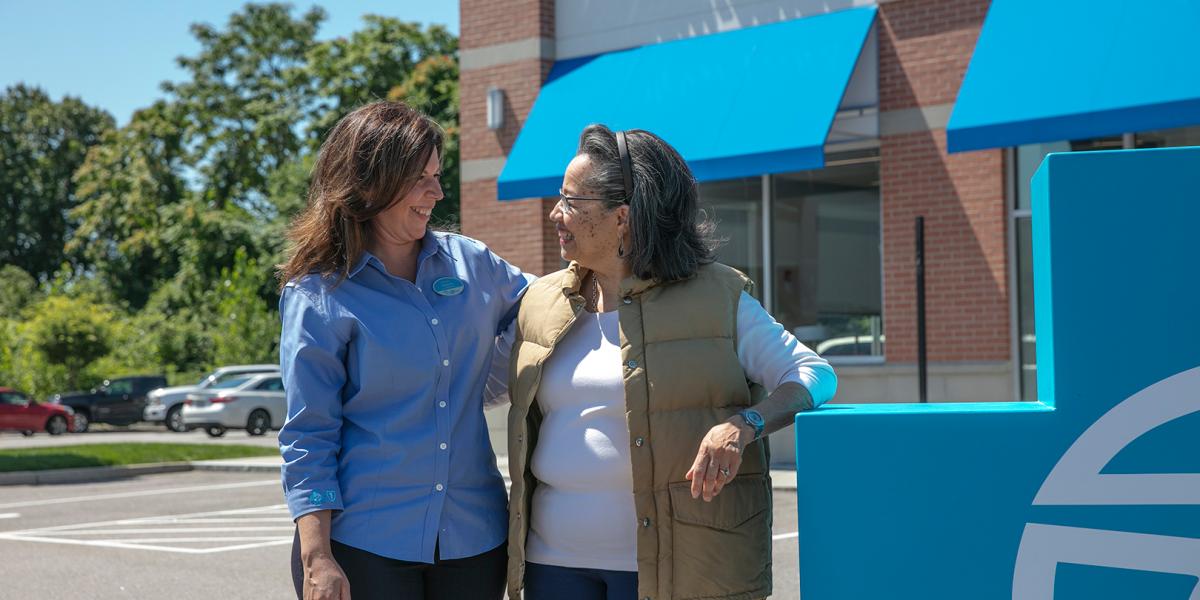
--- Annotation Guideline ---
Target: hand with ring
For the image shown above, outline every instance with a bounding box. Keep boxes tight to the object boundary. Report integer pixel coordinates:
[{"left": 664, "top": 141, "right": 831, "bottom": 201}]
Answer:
[{"left": 685, "top": 419, "right": 754, "bottom": 502}]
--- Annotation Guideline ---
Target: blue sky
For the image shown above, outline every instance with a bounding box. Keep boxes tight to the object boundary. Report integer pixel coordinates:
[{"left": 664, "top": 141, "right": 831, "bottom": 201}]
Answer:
[{"left": 0, "top": 1, "right": 459, "bottom": 125}]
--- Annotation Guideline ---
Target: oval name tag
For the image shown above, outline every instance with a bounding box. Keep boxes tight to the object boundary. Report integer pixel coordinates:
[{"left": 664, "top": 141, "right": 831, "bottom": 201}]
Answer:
[{"left": 432, "top": 277, "right": 465, "bottom": 296}]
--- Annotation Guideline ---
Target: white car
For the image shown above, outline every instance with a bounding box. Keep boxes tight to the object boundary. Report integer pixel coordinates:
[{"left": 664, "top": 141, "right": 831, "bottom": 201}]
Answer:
[
  {"left": 181, "top": 372, "right": 285, "bottom": 438},
  {"left": 144, "top": 364, "right": 279, "bottom": 432}
]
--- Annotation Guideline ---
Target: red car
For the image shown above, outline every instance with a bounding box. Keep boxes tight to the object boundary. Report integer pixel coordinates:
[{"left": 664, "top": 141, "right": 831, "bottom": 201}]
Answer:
[{"left": 0, "top": 387, "right": 73, "bottom": 436}]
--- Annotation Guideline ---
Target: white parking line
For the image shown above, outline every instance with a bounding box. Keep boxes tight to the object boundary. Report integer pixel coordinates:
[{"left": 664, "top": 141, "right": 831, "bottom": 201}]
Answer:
[
  {"left": 0, "top": 503, "right": 294, "bottom": 554},
  {"left": 0, "top": 513, "right": 19, "bottom": 519},
  {"left": 0, "top": 479, "right": 279, "bottom": 510}
]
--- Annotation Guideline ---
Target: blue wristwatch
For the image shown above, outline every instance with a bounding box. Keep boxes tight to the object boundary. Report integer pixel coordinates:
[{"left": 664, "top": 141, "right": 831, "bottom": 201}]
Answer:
[{"left": 736, "top": 408, "right": 766, "bottom": 440}]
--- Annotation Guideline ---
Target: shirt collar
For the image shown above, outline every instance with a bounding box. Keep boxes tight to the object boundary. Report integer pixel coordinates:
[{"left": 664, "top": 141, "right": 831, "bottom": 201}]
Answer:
[{"left": 348, "top": 228, "right": 449, "bottom": 279}]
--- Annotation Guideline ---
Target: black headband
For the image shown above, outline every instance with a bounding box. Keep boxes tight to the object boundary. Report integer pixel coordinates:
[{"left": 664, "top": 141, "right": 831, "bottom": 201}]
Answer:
[{"left": 616, "top": 130, "right": 633, "bottom": 203}]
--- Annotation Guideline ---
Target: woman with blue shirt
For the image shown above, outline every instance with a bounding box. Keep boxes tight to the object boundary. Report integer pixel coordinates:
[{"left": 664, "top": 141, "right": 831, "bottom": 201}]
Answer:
[{"left": 276, "top": 102, "right": 531, "bottom": 600}]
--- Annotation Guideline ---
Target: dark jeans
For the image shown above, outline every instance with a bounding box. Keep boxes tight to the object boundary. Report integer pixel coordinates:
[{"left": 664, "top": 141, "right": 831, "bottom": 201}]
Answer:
[
  {"left": 291, "top": 528, "right": 506, "bottom": 600},
  {"left": 524, "top": 562, "right": 638, "bottom": 600}
]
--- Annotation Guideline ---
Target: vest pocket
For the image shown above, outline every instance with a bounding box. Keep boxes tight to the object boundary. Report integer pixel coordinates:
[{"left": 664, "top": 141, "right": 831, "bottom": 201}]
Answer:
[{"left": 667, "top": 477, "right": 772, "bottom": 598}]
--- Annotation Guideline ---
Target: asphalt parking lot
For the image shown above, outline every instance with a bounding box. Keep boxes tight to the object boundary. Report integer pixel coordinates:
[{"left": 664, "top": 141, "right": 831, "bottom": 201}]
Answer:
[{"left": 0, "top": 422, "right": 803, "bottom": 599}]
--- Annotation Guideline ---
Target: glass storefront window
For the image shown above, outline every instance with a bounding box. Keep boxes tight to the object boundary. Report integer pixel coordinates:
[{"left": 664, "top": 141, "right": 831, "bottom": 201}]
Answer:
[
  {"left": 773, "top": 154, "right": 882, "bottom": 359},
  {"left": 698, "top": 152, "right": 883, "bottom": 361},
  {"left": 697, "top": 177, "right": 764, "bottom": 299},
  {"left": 1136, "top": 125, "right": 1200, "bottom": 149}
]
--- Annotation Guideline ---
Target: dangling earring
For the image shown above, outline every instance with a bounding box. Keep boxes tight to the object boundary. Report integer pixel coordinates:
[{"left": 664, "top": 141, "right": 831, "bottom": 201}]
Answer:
[{"left": 617, "top": 237, "right": 625, "bottom": 258}]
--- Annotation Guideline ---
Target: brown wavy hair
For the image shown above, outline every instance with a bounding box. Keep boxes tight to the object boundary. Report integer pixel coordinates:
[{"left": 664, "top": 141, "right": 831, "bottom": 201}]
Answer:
[{"left": 276, "top": 101, "right": 444, "bottom": 290}]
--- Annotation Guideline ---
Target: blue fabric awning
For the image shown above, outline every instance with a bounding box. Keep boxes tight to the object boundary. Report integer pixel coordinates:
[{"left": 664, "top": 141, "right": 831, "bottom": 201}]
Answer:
[
  {"left": 947, "top": 0, "right": 1200, "bottom": 153},
  {"left": 497, "top": 6, "right": 877, "bottom": 200}
]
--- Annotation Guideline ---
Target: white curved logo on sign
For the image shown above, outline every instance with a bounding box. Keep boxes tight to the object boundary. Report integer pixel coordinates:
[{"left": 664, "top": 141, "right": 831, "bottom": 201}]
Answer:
[{"left": 1012, "top": 366, "right": 1200, "bottom": 599}]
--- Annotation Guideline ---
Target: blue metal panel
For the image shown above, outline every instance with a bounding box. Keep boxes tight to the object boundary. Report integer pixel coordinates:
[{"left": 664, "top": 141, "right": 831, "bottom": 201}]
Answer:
[
  {"left": 496, "top": 7, "right": 877, "bottom": 200},
  {"left": 947, "top": 0, "right": 1200, "bottom": 153},
  {"left": 795, "top": 146, "right": 1200, "bottom": 598}
]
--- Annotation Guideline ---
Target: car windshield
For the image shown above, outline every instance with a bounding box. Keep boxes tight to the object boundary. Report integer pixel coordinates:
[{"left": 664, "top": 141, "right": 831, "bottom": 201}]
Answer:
[{"left": 210, "top": 376, "right": 253, "bottom": 389}]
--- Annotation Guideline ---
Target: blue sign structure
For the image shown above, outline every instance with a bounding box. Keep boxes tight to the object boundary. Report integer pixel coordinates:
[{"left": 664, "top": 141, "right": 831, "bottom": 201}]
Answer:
[{"left": 794, "top": 146, "right": 1200, "bottom": 598}]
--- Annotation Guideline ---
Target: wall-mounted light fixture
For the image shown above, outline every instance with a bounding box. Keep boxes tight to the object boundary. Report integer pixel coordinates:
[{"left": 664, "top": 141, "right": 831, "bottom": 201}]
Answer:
[{"left": 487, "top": 87, "right": 505, "bottom": 130}]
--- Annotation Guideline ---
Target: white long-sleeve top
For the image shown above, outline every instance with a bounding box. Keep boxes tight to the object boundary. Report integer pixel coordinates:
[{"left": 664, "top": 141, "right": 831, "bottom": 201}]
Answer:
[{"left": 525, "top": 291, "right": 837, "bottom": 572}]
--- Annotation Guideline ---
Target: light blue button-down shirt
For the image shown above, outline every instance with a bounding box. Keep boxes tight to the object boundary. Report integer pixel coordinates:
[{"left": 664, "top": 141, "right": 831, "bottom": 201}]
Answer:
[{"left": 278, "top": 230, "right": 532, "bottom": 563}]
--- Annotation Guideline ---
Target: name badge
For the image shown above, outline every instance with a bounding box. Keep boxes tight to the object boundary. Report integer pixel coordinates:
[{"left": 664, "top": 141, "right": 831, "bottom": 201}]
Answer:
[{"left": 432, "top": 277, "right": 465, "bottom": 296}]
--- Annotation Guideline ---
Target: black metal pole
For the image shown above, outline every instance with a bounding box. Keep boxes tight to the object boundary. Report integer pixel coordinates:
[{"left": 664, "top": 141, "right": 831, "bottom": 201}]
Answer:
[{"left": 916, "top": 216, "right": 928, "bottom": 403}]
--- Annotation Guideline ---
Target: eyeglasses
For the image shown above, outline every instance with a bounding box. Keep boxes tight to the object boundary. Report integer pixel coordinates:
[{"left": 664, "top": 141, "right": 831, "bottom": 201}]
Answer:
[{"left": 557, "top": 189, "right": 612, "bottom": 212}]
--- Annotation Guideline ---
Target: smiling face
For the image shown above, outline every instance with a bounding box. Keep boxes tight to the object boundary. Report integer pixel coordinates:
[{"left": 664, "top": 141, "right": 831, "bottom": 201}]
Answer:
[
  {"left": 371, "top": 151, "right": 444, "bottom": 245},
  {"left": 550, "top": 154, "right": 628, "bottom": 267}
]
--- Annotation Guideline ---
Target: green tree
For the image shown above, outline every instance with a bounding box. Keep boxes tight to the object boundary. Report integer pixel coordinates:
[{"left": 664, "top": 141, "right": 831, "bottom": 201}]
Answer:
[
  {"left": 162, "top": 3, "right": 325, "bottom": 211},
  {"left": 68, "top": 100, "right": 187, "bottom": 309},
  {"left": 0, "top": 85, "right": 114, "bottom": 281},
  {"left": 0, "top": 264, "right": 40, "bottom": 318},
  {"left": 24, "top": 294, "right": 114, "bottom": 390},
  {"left": 210, "top": 247, "right": 279, "bottom": 366}
]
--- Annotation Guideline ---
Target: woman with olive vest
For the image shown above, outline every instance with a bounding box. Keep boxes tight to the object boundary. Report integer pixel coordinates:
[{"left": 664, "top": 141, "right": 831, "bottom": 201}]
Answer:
[{"left": 505, "top": 125, "right": 838, "bottom": 600}]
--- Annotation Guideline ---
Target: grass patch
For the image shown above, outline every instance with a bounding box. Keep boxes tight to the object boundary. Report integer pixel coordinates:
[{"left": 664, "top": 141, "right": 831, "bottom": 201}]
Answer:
[{"left": 0, "top": 443, "right": 279, "bottom": 472}]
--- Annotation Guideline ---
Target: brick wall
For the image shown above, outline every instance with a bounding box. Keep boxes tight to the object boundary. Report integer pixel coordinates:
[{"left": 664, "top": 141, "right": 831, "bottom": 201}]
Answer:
[
  {"left": 878, "top": 0, "right": 1009, "bottom": 363},
  {"left": 459, "top": 0, "right": 561, "bottom": 275}
]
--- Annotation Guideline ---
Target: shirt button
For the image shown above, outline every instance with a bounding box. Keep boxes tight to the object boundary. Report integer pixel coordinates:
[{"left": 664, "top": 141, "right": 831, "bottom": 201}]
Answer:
[
  {"left": 431, "top": 318, "right": 439, "bottom": 326},
  {"left": 435, "top": 484, "right": 444, "bottom": 492},
  {"left": 635, "top": 437, "right": 644, "bottom": 447},
  {"left": 439, "top": 442, "right": 447, "bottom": 450},
  {"left": 626, "top": 360, "right": 638, "bottom": 369},
  {"left": 641, "top": 517, "right": 651, "bottom": 528},
  {"left": 442, "top": 359, "right": 450, "bottom": 367},
  {"left": 439, "top": 401, "right": 447, "bottom": 408}
]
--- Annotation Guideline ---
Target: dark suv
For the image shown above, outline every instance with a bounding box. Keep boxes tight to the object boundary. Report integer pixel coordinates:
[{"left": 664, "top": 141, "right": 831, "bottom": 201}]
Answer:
[{"left": 51, "top": 375, "right": 168, "bottom": 432}]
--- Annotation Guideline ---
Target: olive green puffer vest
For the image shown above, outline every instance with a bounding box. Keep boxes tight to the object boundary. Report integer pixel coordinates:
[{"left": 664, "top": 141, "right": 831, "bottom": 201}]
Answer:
[{"left": 506, "top": 262, "right": 772, "bottom": 600}]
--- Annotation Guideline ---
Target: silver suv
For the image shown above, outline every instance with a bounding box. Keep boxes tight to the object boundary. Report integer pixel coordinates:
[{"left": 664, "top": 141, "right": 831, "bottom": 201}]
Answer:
[{"left": 144, "top": 364, "right": 280, "bottom": 431}]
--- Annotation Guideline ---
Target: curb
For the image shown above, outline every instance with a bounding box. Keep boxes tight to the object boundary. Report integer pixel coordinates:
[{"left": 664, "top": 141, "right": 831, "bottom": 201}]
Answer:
[
  {"left": 189, "top": 461, "right": 282, "bottom": 474},
  {"left": 0, "top": 462, "right": 193, "bottom": 486}
]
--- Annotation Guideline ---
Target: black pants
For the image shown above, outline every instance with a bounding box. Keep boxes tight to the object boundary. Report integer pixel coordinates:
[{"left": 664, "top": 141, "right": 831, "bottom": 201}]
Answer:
[{"left": 291, "top": 528, "right": 507, "bottom": 600}]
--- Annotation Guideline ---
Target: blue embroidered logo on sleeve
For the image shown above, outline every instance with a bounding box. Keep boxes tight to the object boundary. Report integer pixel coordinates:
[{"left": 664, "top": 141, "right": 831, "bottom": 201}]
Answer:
[
  {"left": 324, "top": 490, "right": 337, "bottom": 503},
  {"left": 309, "top": 491, "right": 324, "bottom": 505}
]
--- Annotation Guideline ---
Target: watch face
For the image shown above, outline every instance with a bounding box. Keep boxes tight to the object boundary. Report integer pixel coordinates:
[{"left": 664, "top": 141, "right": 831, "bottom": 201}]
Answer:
[{"left": 743, "top": 409, "right": 765, "bottom": 428}]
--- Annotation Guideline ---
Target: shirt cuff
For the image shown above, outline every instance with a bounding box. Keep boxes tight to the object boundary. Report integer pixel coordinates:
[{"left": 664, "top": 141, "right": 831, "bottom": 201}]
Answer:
[{"left": 285, "top": 483, "right": 345, "bottom": 520}]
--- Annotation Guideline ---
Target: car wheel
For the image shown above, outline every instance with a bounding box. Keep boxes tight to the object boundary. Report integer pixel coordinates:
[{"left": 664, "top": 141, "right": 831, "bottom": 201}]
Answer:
[
  {"left": 72, "top": 411, "right": 90, "bottom": 433},
  {"left": 46, "top": 415, "right": 68, "bottom": 436},
  {"left": 20, "top": 430, "right": 34, "bottom": 437},
  {"left": 166, "top": 405, "right": 186, "bottom": 432},
  {"left": 246, "top": 410, "right": 270, "bottom": 436},
  {"left": 206, "top": 426, "right": 227, "bottom": 438}
]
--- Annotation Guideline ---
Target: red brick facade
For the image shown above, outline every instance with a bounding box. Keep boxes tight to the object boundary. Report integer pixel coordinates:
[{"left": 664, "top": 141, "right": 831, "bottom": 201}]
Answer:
[
  {"left": 878, "top": 0, "right": 1009, "bottom": 363},
  {"left": 460, "top": 0, "right": 1011, "bottom": 366},
  {"left": 459, "top": 0, "right": 561, "bottom": 275}
]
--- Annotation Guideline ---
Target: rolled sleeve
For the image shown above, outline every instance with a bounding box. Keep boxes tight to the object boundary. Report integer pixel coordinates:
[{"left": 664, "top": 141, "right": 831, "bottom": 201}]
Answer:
[
  {"left": 736, "top": 291, "right": 838, "bottom": 408},
  {"left": 278, "top": 283, "right": 348, "bottom": 520}
]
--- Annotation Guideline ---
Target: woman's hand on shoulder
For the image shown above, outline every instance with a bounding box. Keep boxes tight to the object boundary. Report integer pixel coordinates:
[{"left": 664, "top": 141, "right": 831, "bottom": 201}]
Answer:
[{"left": 685, "top": 418, "right": 754, "bottom": 502}]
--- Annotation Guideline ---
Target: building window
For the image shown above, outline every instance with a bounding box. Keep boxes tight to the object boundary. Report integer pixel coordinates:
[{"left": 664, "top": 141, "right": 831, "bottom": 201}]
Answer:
[
  {"left": 1012, "top": 126, "right": 1199, "bottom": 401},
  {"left": 773, "top": 151, "right": 881, "bottom": 359},
  {"left": 698, "top": 176, "right": 764, "bottom": 298},
  {"left": 699, "top": 148, "right": 883, "bottom": 362}
]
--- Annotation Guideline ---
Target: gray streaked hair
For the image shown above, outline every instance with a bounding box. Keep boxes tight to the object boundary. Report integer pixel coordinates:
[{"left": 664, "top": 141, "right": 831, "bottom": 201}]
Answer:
[{"left": 576, "top": 124, "right": 717, "bottom": 282}]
